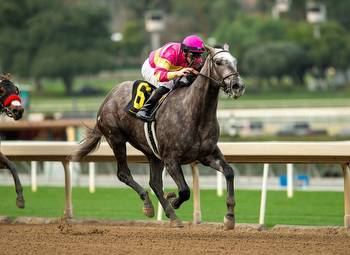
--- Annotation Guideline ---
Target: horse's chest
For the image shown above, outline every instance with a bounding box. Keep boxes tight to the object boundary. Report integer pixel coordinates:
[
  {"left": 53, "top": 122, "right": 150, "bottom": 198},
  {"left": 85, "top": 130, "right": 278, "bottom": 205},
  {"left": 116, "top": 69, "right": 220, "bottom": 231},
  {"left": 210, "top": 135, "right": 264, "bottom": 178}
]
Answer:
[
  {"left": 195, "top": 124, "right": 220, "bottom": 153},
  {"left": 156, "top": 118, "right": 219, "bottom": 160},
  {"left": 199, "top": 122, "right": 220, "bottom": 141},
  {"left": 169, "top": 138, "right": 216, "bottom": 163},
  {"left": 175, "top": 127, "right": 219, "bottom": 158}
]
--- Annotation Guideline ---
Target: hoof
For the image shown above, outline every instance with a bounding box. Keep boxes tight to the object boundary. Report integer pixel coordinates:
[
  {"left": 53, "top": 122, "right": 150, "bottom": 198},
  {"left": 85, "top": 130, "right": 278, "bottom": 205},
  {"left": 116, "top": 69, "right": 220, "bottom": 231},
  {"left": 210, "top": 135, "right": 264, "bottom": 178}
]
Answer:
[
  {"left": 143, "top": 204, "right": 155, "bottom": 218},
  {"left": 223, "top": 215, "right": 235, "bottom": 230},
  {"left": 169, "top": 218, "right": 184, "bottom": 228},
  {"left": 16, "top": 196, "right": 25, "bottom": 209}
]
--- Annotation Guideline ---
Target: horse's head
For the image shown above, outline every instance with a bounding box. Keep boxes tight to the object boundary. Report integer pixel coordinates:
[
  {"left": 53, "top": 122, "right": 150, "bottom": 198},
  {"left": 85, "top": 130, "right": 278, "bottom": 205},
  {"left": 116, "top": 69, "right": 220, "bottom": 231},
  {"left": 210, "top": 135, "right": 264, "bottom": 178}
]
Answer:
[
  {"left": 0, "top": 74, "right": 24, "bottom": 120},
  {"left": 204, "top": 45, "right": 245, "bottom": 99}
]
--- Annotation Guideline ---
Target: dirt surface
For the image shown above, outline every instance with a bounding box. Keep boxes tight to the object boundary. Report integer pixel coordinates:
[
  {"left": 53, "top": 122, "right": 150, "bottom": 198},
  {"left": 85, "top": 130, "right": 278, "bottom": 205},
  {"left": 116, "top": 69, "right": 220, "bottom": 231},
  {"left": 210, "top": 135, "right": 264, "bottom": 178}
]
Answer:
[{"left": 1, "top": 219, "right": 350, "bottom": 255}]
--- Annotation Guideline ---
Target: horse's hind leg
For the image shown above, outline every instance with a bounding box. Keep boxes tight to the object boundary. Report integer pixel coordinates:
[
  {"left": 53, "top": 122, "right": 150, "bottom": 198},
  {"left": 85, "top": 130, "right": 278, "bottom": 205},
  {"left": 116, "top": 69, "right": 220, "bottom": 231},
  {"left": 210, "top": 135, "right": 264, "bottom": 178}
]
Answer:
[
  {"left": 111, "top": 142, "right": 154, "bottom": 218},
  {"left": 0, "top": 152, "right": 24, "bottom": 208},
  {"left": 149, "top": 158, "right": 183, "bottom": 227},
  {"left": 199, "top": 146, "right": 235, "bottom": 230}
]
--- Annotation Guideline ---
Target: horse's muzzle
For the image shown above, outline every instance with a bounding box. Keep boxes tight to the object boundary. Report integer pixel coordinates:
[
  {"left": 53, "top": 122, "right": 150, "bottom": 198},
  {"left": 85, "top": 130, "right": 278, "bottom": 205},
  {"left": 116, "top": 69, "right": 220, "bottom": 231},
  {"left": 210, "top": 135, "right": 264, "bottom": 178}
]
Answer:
[
  {"left": 10, "top": 104, "right": 24, "bottom": 120},
  {"left": 231, "top": 79, "right": 245, "bottom": 99}
]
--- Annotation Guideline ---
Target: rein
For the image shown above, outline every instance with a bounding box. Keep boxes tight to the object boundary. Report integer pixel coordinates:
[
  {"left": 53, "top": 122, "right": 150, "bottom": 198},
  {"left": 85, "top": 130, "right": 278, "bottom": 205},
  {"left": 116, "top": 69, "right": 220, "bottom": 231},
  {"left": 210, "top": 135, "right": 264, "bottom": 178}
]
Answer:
[{"left": 1, "top": 105, "right": 16, "bottom": 118}]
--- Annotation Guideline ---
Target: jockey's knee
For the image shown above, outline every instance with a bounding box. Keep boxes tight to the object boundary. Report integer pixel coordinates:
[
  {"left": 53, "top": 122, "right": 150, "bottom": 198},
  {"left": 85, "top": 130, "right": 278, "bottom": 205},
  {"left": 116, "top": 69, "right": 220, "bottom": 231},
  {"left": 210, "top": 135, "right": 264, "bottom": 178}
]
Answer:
[
  {"left": 174, "top": 74, "right": 196, "bottom": 89},
  {"left": 179, "top": 189, "right": 190, "bottom": 201},
  {"left": 159, "top": 81, "right": 174, "bottom": 90}
]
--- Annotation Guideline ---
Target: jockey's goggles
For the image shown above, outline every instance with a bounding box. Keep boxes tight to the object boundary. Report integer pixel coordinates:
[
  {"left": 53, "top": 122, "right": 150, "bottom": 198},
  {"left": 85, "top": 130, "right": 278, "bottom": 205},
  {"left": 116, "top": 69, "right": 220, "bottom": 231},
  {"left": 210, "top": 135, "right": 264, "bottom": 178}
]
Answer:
[{"left": 189, "top": 52, "right": 203, "bottom": 58}]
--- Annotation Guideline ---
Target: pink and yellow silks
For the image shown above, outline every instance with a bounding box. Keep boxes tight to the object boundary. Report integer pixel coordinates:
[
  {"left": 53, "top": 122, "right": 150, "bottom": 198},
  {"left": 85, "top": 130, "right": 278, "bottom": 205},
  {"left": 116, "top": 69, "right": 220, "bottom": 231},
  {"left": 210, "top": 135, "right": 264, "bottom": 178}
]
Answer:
[{"left": 148, "top": 42, "right": 201, "bottom": 82}]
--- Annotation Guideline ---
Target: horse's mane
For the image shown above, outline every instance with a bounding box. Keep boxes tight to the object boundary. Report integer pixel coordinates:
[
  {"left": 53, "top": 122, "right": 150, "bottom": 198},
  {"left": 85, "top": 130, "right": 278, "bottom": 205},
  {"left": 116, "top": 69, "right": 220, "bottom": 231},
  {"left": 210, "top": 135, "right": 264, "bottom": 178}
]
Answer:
[
  {"left": 197, "top": 45, "right": 218, "bottom": 78},
  {"left": 199, "top": 46, "right": 213, "bottom": 74},
  {"left": 202, "top": 45, "right": 219, "bottom": 69}
]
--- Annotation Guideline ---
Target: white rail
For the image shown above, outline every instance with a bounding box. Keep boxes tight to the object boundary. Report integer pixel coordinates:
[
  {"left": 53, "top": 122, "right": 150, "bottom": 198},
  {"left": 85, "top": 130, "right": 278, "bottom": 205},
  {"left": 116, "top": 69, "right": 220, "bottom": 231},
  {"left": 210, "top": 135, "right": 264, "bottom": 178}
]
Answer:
[{"left": 1, "top": 141, "right": 350, "bottom": 227}]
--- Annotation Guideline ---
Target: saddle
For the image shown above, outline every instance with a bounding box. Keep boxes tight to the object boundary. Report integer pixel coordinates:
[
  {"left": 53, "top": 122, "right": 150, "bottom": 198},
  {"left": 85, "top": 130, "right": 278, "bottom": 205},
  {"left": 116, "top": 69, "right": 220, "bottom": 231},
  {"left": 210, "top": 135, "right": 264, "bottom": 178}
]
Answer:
[{"left": 124, "top": 80, "right": 157, "bottom": 117}]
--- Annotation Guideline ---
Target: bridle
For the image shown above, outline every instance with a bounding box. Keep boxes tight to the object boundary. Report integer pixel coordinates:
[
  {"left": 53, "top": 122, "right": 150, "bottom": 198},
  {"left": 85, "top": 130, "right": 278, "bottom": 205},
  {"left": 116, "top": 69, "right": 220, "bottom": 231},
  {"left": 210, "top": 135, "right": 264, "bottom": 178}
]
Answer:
[
  {"left": 0, "top": 95, "right": 21, "bottom": 118},
  {"left": 1, "top": 104, "right": 16, "bottom": 118},
  {"left": 195, "top": 50, "right": 240, "bottom": 95}
]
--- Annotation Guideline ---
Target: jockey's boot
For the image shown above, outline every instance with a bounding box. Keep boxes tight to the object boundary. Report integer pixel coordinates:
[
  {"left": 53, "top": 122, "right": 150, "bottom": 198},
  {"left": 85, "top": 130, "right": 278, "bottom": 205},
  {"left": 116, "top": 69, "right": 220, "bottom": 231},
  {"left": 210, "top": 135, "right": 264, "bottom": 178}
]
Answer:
[{"left": 136, "top": 86, "right": 170, "bottom": 121}]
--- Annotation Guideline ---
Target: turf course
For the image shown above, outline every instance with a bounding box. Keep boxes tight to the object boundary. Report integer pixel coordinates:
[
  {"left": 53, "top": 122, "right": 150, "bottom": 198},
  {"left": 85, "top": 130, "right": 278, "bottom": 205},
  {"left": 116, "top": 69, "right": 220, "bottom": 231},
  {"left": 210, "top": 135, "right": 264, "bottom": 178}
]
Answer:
[{"left": 0, "top": 186, "right": 343, "bottom": 227}]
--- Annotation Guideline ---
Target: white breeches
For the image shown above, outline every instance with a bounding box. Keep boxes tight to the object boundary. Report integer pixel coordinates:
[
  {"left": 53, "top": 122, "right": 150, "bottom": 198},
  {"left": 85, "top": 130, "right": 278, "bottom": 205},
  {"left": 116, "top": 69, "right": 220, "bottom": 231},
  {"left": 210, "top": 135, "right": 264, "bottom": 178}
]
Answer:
[{"left": 141, "top": 59, "right": 176, "bottom": 89}]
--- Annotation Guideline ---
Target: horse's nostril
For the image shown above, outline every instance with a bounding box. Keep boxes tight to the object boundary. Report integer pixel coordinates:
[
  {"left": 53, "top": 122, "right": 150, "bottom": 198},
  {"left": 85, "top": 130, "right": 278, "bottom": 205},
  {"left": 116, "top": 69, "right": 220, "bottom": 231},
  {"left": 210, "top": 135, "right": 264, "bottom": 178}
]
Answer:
[
  {"left": 231, "top": 83, "right": 240, "bottom": 90},
  {"left": 10, "top": 106, "right": 24, "bottom": 119}
]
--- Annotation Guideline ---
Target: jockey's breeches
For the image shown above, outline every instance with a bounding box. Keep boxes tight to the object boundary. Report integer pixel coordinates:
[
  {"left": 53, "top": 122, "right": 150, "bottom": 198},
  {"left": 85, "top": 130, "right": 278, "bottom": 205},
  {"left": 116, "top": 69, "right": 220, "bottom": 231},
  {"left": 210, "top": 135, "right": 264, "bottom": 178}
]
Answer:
[{"left": 141, "top": 59, "right": 176, "bottom": 90}]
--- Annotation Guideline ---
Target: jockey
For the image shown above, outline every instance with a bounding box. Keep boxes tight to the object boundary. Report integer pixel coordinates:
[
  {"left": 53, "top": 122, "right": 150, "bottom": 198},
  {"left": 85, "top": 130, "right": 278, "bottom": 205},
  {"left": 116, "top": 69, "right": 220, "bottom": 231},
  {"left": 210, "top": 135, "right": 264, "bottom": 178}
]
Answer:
[{"left": 136, "top": 34, "right": 206, "bottom": 121}]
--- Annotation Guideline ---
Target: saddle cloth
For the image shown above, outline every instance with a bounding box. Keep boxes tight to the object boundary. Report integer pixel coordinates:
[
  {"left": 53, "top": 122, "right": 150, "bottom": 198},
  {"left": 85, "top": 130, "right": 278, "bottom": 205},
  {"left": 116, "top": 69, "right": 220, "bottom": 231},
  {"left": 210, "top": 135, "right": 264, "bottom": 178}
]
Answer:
[
  {"left": 124, "top": 80, "right": 157, "bottom": 117},
  {"left": 124, "top": 80, "right": 161, "bottom": 158}
]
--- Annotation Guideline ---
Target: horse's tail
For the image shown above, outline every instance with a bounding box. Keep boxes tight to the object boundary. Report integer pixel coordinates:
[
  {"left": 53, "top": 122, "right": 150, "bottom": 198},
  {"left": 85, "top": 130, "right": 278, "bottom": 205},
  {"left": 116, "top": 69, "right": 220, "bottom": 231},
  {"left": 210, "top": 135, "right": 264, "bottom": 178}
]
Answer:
[{"left": 71, "top": 125, "right": 102, "bottom": 161}]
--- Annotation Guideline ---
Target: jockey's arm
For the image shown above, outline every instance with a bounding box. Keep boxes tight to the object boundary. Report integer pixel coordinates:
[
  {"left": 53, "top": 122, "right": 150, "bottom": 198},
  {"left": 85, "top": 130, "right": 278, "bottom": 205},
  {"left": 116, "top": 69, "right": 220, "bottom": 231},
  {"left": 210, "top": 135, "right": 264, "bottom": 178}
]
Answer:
[
  {"left": 153, "top": 46, "right": 195, "bottom": 82},
  {"left": 155, "top": 66, "right": 194, "bottom": 82}
]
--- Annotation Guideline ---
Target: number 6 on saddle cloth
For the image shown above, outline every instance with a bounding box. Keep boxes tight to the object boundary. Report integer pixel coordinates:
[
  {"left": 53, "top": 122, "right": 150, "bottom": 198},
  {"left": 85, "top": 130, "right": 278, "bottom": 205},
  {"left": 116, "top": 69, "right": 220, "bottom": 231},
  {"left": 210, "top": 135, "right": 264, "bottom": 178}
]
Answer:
[
  {"left": 124, "top": 80, "right": 160, "bottom": 119},
  {"left": 124, "top": 80, "right": 162, "bottom": 158}
]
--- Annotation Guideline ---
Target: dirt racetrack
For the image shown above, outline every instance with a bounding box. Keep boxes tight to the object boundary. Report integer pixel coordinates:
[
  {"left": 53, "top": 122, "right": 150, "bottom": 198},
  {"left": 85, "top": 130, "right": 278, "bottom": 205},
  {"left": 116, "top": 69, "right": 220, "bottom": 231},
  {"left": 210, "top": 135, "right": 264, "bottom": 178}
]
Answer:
[{"left": 1, "top": 219, "right": 350, "bottom": 255}]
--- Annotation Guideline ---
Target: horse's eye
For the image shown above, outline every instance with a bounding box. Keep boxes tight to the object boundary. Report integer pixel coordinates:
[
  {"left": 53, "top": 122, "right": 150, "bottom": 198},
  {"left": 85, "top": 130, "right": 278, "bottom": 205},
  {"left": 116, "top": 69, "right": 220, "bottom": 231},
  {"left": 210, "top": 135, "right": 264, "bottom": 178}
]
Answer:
[
  {"left": 0, "top": 87, "right": 5, "bottom": 96},
  {"left": 215, "top": 60, "right": 223, "bottom": 66}
]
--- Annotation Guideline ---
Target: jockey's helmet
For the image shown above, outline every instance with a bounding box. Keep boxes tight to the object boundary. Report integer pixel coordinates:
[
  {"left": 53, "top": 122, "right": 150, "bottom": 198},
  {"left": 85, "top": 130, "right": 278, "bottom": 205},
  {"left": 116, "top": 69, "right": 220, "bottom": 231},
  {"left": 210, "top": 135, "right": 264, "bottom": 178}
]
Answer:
[{"left": 181, "top": 35, "right": 206, "bottom": 54}]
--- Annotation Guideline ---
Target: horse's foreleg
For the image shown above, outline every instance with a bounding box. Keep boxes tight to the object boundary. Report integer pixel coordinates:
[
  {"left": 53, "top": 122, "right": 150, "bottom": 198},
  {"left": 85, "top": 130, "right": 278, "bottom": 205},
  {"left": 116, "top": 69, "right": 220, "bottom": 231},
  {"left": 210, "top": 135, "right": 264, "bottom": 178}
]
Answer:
[
  {"left": 149, "top": 158, "right": 183, "bottom": 227},
  {"left": 112, "top": 144, "right": 154, "bottom": 218},
  {"left": 0, "top": 153, "right": 24, "bottom": 208},
  {"left": 164, "top": 162, "right": 190, "bottom": 210},
  {"left": 200, "top": 146, "right": 235, "bottom": 230}
]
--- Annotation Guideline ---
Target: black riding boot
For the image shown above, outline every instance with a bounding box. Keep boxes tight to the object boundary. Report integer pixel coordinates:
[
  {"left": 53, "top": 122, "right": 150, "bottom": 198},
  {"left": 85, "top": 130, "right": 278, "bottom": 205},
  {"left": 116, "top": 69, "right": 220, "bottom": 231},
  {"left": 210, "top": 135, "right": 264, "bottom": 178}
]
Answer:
[{"left": 136, "top": 86, "right": 170, "bottom": 121}]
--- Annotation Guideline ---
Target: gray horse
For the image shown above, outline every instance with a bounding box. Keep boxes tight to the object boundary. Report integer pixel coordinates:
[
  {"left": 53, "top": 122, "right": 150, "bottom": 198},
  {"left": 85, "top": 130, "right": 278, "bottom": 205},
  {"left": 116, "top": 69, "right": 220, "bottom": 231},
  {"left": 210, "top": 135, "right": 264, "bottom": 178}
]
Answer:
[{"left": 73, "top": 46, "right": 245, "bottom": 229}]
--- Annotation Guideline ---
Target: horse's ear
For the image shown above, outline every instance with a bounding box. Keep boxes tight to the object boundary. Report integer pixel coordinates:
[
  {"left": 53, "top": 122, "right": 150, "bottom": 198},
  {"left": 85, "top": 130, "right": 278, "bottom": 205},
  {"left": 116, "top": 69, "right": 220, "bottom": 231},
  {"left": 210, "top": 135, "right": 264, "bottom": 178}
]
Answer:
[
  {"left": 223, "top": 43, "right": 229, "bottom": 51},
  {"left": 205, "top": 45, "right": 215, "bottom": 54}
]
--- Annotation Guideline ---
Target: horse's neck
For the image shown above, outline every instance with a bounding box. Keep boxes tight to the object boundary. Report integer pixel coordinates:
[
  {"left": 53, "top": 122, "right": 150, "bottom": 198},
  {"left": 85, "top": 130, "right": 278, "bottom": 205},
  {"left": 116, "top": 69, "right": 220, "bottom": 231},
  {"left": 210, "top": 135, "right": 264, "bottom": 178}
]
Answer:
[{"left": 186, "top": 63, "right": 220, "bottom": 122}]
